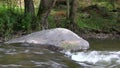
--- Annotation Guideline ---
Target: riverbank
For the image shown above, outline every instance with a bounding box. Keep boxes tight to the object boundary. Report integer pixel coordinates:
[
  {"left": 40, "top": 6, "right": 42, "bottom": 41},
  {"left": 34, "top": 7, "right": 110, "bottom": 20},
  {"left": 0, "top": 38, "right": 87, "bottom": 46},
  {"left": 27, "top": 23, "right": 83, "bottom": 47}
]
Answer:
[
  {"left": 0, "top": 30, "right": 120, "bottom": 43},
  {"left": 80, "top": 33, "right": 120, "bottom": 39},
  {"left": 0, "top": 3, "right": 119, "bottom": 42}
]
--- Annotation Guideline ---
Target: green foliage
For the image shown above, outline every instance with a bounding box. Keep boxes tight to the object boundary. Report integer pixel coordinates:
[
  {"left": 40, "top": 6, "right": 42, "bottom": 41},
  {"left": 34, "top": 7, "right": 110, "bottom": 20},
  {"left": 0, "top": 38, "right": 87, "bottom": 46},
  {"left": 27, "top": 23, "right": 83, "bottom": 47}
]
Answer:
[
  {"left": 0, "top": 7, "right": 17, "bottom": 39},
  {"left": 21, "top": 14, "right": 32, "bottom": 33},
  {"left": 48, "top": 16, "right": 70, "bottom": 28},
  {"left": 0, "top": 0, "right": 119, "bottom": 40},
  {"left": 48, "top": 16, "right": 56, "bottom": 28},
  {"left": 0, "top": 6, "right": 33, "bottom": 40},
  {"left": 76, "top": 7, "right": 118, "bottom": 33},
  {"left": 97, "top": 2, "right": 114, "bottom": 10}
]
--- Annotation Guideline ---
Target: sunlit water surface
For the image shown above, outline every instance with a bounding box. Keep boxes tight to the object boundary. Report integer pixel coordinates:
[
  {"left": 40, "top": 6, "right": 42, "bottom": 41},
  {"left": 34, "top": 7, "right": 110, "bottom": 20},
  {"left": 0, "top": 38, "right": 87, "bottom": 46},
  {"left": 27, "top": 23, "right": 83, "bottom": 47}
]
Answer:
[{"left": 0, "top": 39, "right": 120, "bottom": 68}]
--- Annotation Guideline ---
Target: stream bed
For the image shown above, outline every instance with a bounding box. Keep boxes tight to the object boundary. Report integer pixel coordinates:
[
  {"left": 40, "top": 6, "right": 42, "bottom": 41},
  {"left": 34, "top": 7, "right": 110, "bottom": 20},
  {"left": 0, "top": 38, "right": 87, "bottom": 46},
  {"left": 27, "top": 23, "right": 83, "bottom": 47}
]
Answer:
[{"left": 0, "top": 39, "right": 120, "bottom": 68}]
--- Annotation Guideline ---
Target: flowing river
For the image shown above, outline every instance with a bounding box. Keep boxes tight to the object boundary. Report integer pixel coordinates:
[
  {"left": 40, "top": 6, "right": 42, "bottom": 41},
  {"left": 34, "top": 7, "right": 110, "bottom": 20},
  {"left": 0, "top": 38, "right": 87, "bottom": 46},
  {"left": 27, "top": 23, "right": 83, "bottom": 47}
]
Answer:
[{"left": 0, "top": 39, "right": 120, "bottom": 68}]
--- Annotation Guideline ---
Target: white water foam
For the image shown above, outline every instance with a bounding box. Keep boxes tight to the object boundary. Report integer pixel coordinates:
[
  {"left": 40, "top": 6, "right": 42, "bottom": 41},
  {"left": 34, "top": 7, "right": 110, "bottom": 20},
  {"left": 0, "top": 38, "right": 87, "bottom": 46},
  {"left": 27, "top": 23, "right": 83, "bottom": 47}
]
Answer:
[
  {"left": 0, "top": 64, "right": 22, "bottom": 67},
  {"left": 65, "top": 51, "right": 120, "bottom": 68}
]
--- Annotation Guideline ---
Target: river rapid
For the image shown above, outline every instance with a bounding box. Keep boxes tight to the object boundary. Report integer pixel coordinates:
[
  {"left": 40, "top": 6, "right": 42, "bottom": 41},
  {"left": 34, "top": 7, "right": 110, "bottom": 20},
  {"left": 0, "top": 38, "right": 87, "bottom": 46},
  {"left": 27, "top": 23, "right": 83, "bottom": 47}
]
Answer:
[{"left": 0, "top": 39, "right": 120, "bottom": 68}]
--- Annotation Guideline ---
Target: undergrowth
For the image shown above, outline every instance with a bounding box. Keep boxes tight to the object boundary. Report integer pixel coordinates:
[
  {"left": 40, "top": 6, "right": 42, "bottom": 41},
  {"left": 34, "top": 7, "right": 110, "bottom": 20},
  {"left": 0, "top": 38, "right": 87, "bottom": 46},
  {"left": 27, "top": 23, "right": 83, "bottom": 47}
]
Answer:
[{"left": 0, "top": 5, "right": 120, "bottom": 40}]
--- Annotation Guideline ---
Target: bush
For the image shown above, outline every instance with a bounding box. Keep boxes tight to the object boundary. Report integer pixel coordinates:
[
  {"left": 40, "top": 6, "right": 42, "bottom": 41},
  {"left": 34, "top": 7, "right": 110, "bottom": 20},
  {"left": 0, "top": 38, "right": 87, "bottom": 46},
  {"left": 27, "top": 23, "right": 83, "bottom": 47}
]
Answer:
[{"left": 0, "top": 6, "right": 33, "bottom": 40}]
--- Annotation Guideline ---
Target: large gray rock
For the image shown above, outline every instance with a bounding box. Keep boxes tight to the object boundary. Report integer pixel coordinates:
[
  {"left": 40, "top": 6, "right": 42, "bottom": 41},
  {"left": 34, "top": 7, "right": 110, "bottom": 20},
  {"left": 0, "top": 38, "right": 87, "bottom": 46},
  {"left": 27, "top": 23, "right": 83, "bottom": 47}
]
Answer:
[{"left": 5, "top": 28, "right": 89, "bottom": 51}]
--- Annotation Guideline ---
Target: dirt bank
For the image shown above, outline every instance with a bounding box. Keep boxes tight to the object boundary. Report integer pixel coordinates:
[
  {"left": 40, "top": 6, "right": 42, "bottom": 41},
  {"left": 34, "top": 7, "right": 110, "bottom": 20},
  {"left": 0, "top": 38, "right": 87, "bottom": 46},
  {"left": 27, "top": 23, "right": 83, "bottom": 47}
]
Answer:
[{"left": 80, "top": 33, "right": 120, "bottom": 39}]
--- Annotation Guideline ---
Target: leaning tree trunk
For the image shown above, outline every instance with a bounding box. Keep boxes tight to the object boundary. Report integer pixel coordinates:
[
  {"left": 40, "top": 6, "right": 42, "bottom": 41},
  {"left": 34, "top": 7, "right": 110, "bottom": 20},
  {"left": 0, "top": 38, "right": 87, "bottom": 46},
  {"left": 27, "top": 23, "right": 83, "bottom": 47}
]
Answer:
[
  {"left": 37, "top": 0, "right": 57, "bottom": 30},
  {"left": 24, "top": 0, "right": 35, "bottom": 16}
]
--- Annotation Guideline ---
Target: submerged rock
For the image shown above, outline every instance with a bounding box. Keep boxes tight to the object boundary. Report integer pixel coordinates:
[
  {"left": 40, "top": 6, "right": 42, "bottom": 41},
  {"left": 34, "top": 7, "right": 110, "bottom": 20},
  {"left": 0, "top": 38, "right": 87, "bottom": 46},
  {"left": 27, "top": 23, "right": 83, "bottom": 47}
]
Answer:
[{"left": 5, "top": 28, "right": 89, "bottom": 51}]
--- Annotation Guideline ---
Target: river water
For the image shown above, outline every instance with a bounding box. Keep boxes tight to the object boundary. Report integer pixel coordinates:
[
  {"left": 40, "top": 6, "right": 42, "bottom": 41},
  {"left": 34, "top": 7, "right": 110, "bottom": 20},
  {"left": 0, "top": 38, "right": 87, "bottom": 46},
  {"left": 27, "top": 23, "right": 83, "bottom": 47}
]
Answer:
[{"left": 0, "top": 39, "right": 120, "bottom": 68}]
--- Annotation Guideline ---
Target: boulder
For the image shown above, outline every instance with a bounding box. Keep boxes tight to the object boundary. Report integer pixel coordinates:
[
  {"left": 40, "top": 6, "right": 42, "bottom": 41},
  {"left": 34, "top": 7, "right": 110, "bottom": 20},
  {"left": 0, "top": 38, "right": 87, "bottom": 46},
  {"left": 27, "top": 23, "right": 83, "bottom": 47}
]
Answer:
[{"left": 5, "top": 28, "right": 89, "bottom": 51}]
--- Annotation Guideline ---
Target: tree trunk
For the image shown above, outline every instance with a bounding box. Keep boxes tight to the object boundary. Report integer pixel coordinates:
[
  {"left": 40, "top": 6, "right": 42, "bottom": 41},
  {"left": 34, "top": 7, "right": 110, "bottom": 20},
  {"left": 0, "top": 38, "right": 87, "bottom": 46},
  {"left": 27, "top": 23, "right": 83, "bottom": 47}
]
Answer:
[
  {"left": 24, "top": 0, "right": 35, "bottom": 16},
  {"left": 66, "top": 0, "right": 70, "bottom": 19},
  {"left": 37, "top": 0, "right": 57, "bottom": 30},
  {"left": 69, "top": 0, "right": 78, "bottom": 25}
]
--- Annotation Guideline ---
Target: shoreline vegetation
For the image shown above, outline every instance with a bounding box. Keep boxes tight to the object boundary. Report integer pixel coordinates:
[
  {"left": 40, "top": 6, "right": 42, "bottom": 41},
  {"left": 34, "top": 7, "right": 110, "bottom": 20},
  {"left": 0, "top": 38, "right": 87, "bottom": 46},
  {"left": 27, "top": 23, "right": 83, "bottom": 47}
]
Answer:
[{"left": 0, "top": 0, "right": 120, "bottom": 42}]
